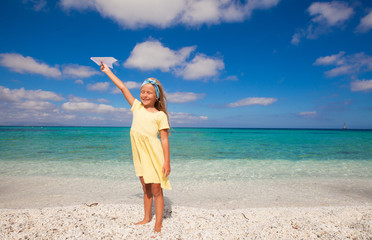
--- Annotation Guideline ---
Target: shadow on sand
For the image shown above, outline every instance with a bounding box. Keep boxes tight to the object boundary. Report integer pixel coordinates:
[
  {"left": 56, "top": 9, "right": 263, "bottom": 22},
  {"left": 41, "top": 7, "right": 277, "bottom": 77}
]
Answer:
[{"left": 134, "top": 193, "right": 173, "bottom": 219}]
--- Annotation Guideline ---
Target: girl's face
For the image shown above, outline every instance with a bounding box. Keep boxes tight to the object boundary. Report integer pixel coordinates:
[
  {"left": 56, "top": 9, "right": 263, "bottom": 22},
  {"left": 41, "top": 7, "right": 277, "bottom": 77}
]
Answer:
[{"left": 140, "top": 83, "right": 157, "bottom": 107}]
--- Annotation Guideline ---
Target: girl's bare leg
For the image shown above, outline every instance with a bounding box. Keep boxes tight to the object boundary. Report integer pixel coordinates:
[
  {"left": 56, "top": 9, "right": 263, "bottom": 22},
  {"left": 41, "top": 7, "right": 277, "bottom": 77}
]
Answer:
[
  {"left": 152, "top": 184, "right": 164, "bottom": 232},
  {"left": 135, "top": 177, "right": 153, "bottom": 225}
]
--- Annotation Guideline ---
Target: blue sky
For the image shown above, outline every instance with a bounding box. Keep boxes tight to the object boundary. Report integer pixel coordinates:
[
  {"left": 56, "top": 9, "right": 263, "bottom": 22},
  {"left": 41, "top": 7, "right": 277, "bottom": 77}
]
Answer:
[{"left": 1, "top": 0, "right": 372, "bottom": 128}]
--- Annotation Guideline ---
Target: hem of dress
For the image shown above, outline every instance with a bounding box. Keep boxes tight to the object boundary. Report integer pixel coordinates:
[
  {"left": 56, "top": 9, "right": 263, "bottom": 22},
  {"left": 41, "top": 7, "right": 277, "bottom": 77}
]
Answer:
[{"left": 136, "top": 175, "right": 172, "bottom": 190}]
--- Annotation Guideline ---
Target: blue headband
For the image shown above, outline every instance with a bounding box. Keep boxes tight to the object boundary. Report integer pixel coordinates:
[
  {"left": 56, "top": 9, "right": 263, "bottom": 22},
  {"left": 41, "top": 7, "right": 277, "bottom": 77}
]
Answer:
[{"left": 141, "top": 78, "right": 160, "bottom": 99}]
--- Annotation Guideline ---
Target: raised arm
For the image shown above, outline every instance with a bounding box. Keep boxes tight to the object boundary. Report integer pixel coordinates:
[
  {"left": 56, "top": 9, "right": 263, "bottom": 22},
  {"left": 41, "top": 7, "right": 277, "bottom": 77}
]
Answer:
[{"left": 100, "top": 63, "right": 135, "bottom": 106}]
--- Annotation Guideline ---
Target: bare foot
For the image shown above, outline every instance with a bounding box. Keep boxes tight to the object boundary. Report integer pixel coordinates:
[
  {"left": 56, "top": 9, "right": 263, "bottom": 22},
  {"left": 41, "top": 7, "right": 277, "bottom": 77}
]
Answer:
[
  {"left": 135, "top": 219, "right": 151, "bottom": 225},
  {"left": 154, "top": 222, "right": 162, "bottom": 233}
]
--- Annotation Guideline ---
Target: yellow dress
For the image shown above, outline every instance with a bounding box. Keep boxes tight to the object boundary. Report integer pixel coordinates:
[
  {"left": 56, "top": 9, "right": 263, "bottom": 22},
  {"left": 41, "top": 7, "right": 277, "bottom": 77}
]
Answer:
[{"left": 130, "top": 99, "right": 171, "bottom": 190}]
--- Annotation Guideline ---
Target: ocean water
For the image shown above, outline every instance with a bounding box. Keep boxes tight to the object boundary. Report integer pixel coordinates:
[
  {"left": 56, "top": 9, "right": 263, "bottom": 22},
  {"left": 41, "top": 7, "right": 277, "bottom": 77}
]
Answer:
[{"left": 1, "top": 126, "right": 372, "bottom": 182}]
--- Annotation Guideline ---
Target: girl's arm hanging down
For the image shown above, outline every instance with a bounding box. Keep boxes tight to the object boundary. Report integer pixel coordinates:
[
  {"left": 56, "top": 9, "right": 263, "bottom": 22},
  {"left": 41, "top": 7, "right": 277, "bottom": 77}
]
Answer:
[
  {"left": 100, "top": 62, "right": 135, "bottom": 106},
  {"left": 160, "top": 129, "right": 171, "bottom": 178}
]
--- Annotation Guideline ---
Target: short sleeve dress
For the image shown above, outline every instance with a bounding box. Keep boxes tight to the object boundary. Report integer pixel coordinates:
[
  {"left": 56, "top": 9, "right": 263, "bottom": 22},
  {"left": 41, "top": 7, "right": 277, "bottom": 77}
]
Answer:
[{"left": 130, "top": 99, "right": 171, "bottom": 190}]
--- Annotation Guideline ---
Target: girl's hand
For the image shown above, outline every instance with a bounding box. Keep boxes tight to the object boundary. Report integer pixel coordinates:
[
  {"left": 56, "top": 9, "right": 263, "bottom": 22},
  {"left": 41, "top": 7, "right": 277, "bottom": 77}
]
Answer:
[
  {"left": 100, "top": 62, "right": 110, "bottom": 73},
  {"left": 162, "top": 162, "right": 171, "bottom": 178}
]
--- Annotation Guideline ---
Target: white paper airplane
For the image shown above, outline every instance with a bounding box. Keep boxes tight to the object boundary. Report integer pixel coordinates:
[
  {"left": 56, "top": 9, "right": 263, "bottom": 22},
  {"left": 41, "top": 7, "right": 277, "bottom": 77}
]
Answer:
[{"left": 90, "top": 57, "right": 118, "bottom": 69}]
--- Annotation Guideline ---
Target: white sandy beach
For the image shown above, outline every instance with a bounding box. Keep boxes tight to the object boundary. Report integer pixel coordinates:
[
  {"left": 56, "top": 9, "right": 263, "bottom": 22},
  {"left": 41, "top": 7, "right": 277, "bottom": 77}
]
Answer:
[
  {"left": 1, "top": 176, "right": 372, "bottom": 239},
  {"left": 1, "top": 203, "right": 371, "bottom": 239}
]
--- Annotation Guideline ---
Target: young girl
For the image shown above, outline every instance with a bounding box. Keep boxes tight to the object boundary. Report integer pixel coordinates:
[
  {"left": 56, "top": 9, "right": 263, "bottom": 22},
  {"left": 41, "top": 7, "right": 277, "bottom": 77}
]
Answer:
[{"left": 100, "top": 63, "right": 171, "bottom": 233}]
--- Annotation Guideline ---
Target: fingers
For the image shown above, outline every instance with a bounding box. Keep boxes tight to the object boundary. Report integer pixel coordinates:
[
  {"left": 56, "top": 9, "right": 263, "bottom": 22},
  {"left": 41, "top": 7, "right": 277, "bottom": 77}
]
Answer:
[
  {"left": 100, "top": 62, "right": 107, "bottom": 69},
  {"left": 100, "top": 62, "right": 108, "bottom": 72},
  {"left": 164, "top": 172, "right": 169, "bottom": 178},
  {"left": 163, "top": 168, "right": 170, "bottom": 178}
]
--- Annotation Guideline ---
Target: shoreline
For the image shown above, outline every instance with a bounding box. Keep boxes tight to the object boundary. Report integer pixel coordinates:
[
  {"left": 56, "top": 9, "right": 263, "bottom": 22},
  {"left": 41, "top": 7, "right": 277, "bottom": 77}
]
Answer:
[
  {"left": 1, "top": 175, "right": 372, "bottom": 209},
  {"left": 1, "top": 203, "right": 371, "bottom": 239}
]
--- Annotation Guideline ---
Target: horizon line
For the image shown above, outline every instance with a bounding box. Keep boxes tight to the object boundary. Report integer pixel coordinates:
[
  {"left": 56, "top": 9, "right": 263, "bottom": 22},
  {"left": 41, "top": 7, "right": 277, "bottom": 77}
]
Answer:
[{"left": 1, "top": 125, "right": 371, "bottom": 131}]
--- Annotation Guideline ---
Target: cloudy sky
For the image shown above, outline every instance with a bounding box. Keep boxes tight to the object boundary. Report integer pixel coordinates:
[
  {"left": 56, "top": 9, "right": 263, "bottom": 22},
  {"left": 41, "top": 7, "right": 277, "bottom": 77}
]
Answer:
[{"left": 1, "top": 0, "right": 371, "bottom": 128}]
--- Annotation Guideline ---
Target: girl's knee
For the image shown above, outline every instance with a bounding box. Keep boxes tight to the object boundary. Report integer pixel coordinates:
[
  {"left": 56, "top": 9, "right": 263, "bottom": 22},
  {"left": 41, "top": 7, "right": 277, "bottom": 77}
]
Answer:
[
  {"left": 152, "top": 184, "right": 163, "bottom": 197},
  {"left": 143, "top": 184, "right": 152, "bottom": 196},
  {"left": 139, "top": 177, "right": 152, "bottom": 195}
]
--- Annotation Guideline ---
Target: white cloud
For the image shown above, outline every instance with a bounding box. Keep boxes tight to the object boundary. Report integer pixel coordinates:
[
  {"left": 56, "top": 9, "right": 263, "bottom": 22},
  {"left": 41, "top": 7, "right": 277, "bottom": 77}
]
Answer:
[
  {"left": 290, "top": 32, "right": 302, "bottom": 45},
  {"left": 170, "top": 112, "right": 208, "bottom": 124},
  {"left": 60, "top": 101, "right": 132, "bottom": 125},
  {"left": 225, "top": 75, "right": 238, "bottom": 81},
  {"left": 314, "top": 51, "right": 372, "bottom": 78},
  {"left": 0, "top": 98, "right": 131, "bottom": 126},
  {"left": 63, "top": 65, "right": 100, "bottom": 78},
  {"left": 110, "top": 81, "right": 141, "bottom": 95},
  {"left": 308, "top": 1, "right": 354, "bottom": 26},
  {"left": 74, "top": 79, "right": 84, "bottom": 85},
  {"left": 68, "top": 95, "right": 88, "bottom": 102},
  {"left": 0, "top": 53, "right": 100, "bottom": 80},
  {"left": 60, "top": 0, "right": 280, "bottom": 29},
  {"left": 17, "top": 100, "right": 55, "bottom": 111},
  {"left": 68, "top": 95, "right": 109, "bottom": 104},
  {"left": 227, "top": 97, "right": 277, "bottom": 107},
  {"left": 60, "top": 0, "right": 184, "bottom": 29},
  {"left": 291, "top": 1, "right": 354, "bottom": 45},
  {"left": 124, "top": 40, "right": 224, "bottom": 80},
  {"left": 298, "top": 111, "right": 317, "bottom": 118},
  {"left": 62, "top": 101, "right": 128, "bottom": 114},
  {"left": 125, "top": 81, "right": 142, "bottom": 89},
  {"left": 356, "top": 10, "right": 372, "bottom": 33},
  {"left": 0, "top": 86, "right": 65, "bottom": 102},
  {"left": 176, "top": 54, "right": 225, "bottom": 80},
  {"left": 110, "top": 87, "right": 122, "bottom": 95},
  {"left": 178, "top": 0, "right": 276, "bottom": 25},
  {"left": 0, "top": 86, "right": 132, "bottom": 126},
  {"left": 124, "top": 40, "right": 195, "bottom": 72},
  {"left": 351, "top": 79, "right": 372, "bottom": 92},
  {"left": 0, "top": 101, "right": 60, "bottom": 124},
  {"left": 97, "top": 98, "right": 110, "bottom": 103},
  {"left": 324, "top": 65, "right": 354, "bottom": 77},
  {"left": 59, "top": 0, "right": 93, "bottom": 10},
  {"left": 314, "top": 51, "right": 345, "bottom": 65},
  {"left": 87, "top": 82, "right": 110, "bottom": 91},
  {"left": 23, "top": 0, "right": 47, "bottom": 11},
  {"left": 167, "top": 92, "right": 205, "bottom": 103},
  {"left": 0, "top": 53, "right": 61, "bottom": 78},
  {"left": 0, "top": 86, "right": 66, "bottom": 125},
  {"left": 181, "top": 0, "right": 222, "bottom": 25}
]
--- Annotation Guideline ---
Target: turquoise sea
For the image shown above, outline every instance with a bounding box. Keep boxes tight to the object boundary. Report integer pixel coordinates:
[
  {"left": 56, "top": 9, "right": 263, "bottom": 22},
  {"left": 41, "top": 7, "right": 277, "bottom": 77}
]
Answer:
[{"left": 1, "top": 126, "right": 372, "bottom": 182}]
